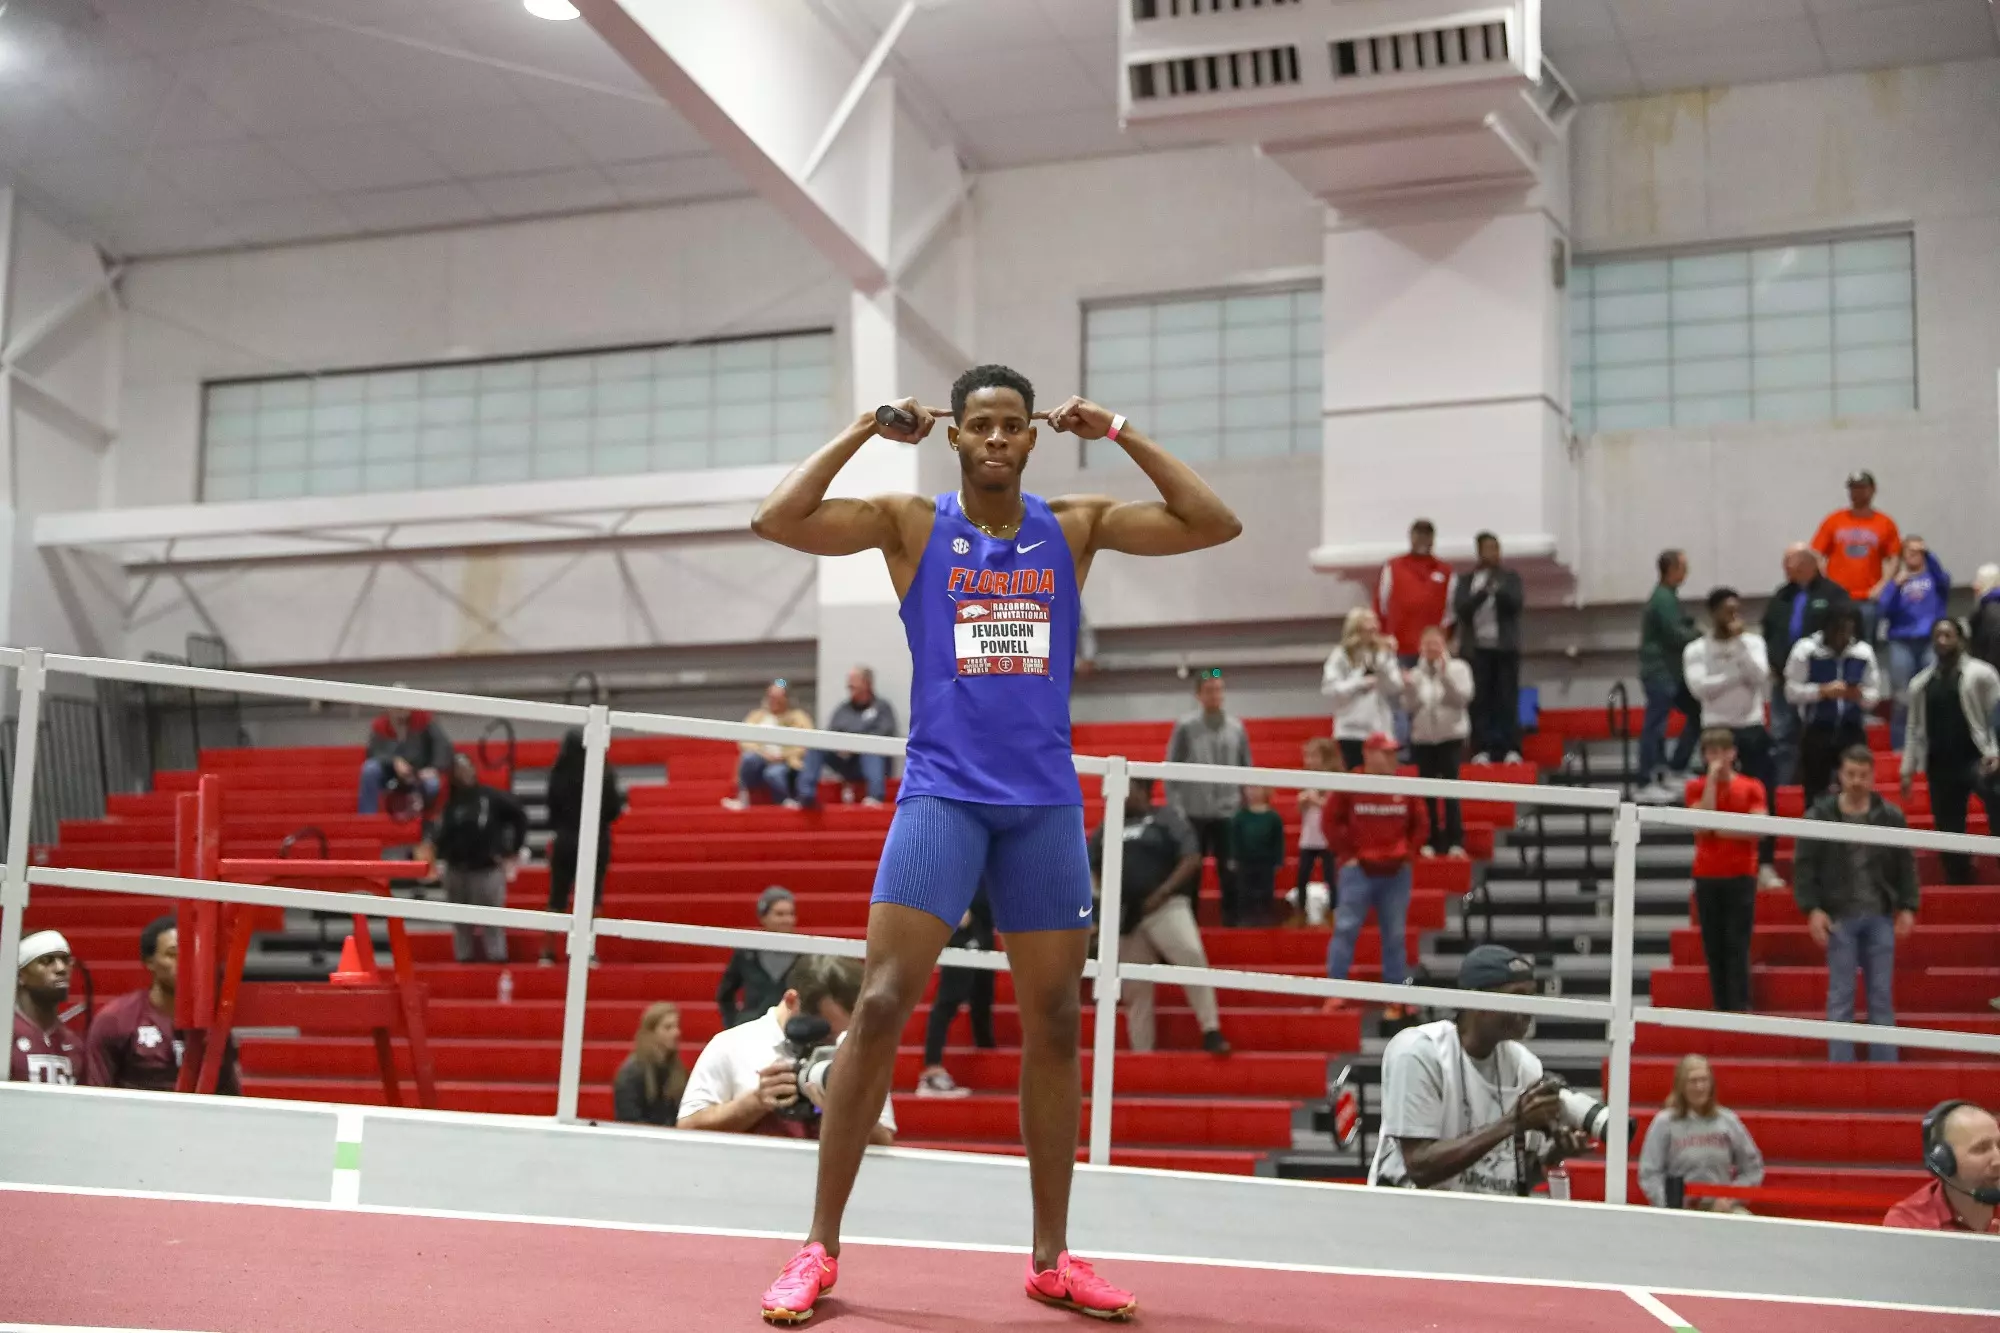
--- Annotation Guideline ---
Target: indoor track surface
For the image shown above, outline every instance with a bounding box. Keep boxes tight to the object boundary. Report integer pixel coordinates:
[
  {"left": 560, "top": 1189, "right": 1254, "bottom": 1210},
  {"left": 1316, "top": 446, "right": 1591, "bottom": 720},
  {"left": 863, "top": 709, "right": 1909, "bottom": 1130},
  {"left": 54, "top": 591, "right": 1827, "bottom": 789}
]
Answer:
[{"left": 3, "top": 1187, "right": 1994, "bottom": 1332}]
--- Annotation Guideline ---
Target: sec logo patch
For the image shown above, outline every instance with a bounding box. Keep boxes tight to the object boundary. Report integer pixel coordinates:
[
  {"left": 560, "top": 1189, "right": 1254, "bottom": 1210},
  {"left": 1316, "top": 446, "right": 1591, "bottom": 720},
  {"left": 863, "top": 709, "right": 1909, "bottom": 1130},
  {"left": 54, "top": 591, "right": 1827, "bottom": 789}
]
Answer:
[{"left": 951, "top": 536, "right": 970, "bottom": 554}]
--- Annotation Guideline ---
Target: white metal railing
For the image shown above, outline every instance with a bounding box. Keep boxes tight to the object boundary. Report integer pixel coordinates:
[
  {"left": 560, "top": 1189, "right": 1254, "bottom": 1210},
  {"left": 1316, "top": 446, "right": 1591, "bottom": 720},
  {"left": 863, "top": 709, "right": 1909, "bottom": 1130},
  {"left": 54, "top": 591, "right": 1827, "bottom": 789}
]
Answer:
[{"left": 4, "top": 646, "right": 1999, "bottom": 1211}]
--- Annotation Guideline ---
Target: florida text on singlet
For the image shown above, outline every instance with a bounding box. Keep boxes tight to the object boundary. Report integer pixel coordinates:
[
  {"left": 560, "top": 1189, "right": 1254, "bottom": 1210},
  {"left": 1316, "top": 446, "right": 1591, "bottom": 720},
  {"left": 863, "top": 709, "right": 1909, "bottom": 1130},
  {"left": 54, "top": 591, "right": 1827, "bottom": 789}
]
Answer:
[{"left": 898, "top": 492, "right": 1081, "bottom": 807}]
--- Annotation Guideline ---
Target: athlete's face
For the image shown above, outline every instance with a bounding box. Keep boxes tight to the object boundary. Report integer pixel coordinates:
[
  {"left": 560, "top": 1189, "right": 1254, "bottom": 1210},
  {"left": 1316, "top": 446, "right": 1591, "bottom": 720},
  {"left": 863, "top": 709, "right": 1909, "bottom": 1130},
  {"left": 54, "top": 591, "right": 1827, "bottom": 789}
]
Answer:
[{"left": 949, "top": 386, "right": 1036, "bottom": 493}]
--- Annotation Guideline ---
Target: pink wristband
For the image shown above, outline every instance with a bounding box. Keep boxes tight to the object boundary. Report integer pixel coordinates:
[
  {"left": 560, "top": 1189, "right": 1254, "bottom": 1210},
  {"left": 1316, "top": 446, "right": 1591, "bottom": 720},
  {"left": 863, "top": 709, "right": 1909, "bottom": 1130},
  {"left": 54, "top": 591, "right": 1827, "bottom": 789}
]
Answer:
[{"left": 1107, "top": 413, "right": 1126, "bottom": 441}]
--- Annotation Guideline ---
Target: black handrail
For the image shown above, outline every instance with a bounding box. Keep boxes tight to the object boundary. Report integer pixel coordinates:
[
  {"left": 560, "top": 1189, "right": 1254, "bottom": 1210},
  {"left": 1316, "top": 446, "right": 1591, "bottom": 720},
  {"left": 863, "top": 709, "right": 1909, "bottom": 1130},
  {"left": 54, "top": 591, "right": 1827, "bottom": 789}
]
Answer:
[
  {"left": 479, "top": 718, "right": 518, "bottom": 790},
  {"left": 1607, "top": 680, "right": 1634, "bottom": 800},
  {"left": 563, "top": 671, "right": 603, "bottom": 707},
  {"left": 281, "top": 825, "right": 335, "bottom": 965}
]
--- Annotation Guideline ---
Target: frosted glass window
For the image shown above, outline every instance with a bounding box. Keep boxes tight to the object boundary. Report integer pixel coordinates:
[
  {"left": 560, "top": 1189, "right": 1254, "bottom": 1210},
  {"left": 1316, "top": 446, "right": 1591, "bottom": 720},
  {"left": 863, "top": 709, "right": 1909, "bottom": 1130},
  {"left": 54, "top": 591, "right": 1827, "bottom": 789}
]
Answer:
[
  {"left": 200, "top": 330, "right": 834, "bottom": 501},
  {"left": 1570, "top": 233, "right": 1914, "bottom": 435},
  {"left": 1083, "top": 283, "right": 1321, "bottom": 463}
]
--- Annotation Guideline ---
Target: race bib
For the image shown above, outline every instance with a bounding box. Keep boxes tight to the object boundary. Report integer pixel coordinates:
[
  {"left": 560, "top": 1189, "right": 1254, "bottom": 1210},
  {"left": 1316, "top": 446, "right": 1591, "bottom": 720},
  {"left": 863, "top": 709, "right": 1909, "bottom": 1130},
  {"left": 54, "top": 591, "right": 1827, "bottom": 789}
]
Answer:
[{"left": 954, "top": 599, "right": 1051, "bottom": 677}]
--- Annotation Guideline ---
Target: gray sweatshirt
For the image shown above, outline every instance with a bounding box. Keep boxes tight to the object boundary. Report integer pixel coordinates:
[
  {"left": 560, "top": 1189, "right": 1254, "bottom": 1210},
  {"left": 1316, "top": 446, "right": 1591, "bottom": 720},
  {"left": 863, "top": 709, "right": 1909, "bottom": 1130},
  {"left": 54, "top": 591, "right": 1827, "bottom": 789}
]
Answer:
[
  {"left": 1637, "top": 1107, "right": 1764, "bottom": 1207},
  {"left": 1164, "top": 709, "right": 1253, "bottom": 820}
]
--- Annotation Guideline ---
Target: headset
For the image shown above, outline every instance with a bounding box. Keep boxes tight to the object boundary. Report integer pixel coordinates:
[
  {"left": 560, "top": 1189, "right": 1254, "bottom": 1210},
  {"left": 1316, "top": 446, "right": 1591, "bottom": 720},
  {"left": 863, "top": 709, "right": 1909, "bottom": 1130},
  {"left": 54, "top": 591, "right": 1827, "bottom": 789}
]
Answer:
[{"left": 1921, "top": 1100, "right": 2000, "bottom": 1206}]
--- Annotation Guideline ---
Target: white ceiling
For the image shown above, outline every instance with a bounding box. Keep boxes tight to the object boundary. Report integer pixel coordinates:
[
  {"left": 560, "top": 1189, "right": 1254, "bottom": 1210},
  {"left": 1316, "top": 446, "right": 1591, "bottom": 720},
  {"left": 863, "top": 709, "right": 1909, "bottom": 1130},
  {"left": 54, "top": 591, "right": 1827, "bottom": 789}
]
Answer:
[{"left": 0, "top": 0, "right": 1992, "bottom": 259}]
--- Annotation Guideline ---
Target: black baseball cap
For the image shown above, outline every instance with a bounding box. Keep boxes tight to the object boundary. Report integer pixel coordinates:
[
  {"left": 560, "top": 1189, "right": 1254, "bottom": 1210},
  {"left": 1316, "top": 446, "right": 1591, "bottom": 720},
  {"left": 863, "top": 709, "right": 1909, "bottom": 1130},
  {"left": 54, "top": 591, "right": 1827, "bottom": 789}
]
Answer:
[{"left": 1459, "top": 944, "right": 1534, "bottom": 991}]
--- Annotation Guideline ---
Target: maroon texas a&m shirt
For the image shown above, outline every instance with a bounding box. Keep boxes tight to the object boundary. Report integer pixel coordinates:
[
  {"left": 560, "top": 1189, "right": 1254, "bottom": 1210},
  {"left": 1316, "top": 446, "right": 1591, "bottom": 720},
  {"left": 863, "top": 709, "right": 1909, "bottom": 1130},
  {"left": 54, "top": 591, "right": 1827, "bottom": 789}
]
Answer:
[
  {"left": 12, "top": 1011, "right": 86, "bottom": 1085},
  {"left": 85, "top": 989, "right": 240, "bottom": 1094}
]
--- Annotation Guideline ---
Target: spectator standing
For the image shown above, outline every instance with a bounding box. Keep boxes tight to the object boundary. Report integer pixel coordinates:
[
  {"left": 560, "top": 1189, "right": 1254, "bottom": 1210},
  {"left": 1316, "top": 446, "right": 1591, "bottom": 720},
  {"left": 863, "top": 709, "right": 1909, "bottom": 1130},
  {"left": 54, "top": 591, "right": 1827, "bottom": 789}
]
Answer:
[
  {"left": 1762, "top": 544, "right": 1851, "bottom": 787},
  {"left": 1292, "top": 738, "right": 1342, "bottom": 918},
  {"left": 1324, "top": 735, "right": 1427, "bottom": 1018},
  {"left": 1089, "top": 777, "right": 1229, "bottom": 1056},
  {"left": 12, "top": 931, "right": 86, "bottom": 1085},
  {"left": 1227, "top": 787, "right": 1286, "bottom": 927},
  {"left": 1684, "top": 730, "right": 1769, "bottom": 1013},
  {"left": 1637, "top": 1055, "right": 1765, "bottom": 1212},
  {"left": 916, "top": 886, "right": 996, "bottom": 1098},
  {"left": 1885, "top": 1101, "right": 2000, "bottom": 1233},
  {"left": 1784, "top": 606, "right": 1882, "bottom": 801},
  {"left": 1901, "top": 618, "right": 2000, "bottom": 885},
  {"left": 1404, "top": 624, "right": 1473, "bottom": 857},
  {"left": 357, "top": 703, "right": 451, "bottom": 815},
  {"left": 613, "top": 1001, "right": 688, "bottom": 1127},
  {"left": 1970, "top": 565, "right": 2000, "bottom": 680},
  {"left": 1793, "top": 747, "right": 1918, "bottom": 1062},
  {"left": 1683, "top": 588, "right": 1780, "bottom": 888},
  {"left": 1453, "top": 532, "right": 1524, "bottom": 763},
  {"left": 723, "top": 680, "right": 815, "bottom": 810},
  {"left": 84, "top": 915, "right": 240, "bottom": 1094},
  {"left": 1377, "top": 519, "right": 1456, "bottom": 743},
  {"left": 1323, "top": 609, "right": 1403, "bottom": 770},
  {"left": 677, "top": 955, "right": 895, "bottom": 1143},
  {"left": 1879, "top": 537, "right": 1951, "bottom": 750},
  {"left": 433, "top": 753, "right": 529, "bottom": 965},
  {"left": 1164, "top": 669, "right": 1254, "bottom": 923},
  {"left": 1812, "top": 470, "right": 1901, "bottom": 642},
  {"left": 718, "top": 886, "right": 800, "bottom": 1029},
  {"left": 541, "top": 727, "right": 626, "bottom": 965},
  {"left": 1637, "top": 549, "right": 1701, "bottom": 803},
  {"left": 796, "top": 666, "right": 896, "bottom": 808}
]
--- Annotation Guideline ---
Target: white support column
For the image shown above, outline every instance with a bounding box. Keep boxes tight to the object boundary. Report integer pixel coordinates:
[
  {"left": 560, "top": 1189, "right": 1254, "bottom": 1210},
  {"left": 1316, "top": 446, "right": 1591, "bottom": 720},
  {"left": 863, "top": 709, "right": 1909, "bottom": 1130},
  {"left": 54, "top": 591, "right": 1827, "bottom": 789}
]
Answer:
[
  {"left": 1086, "top": 757, "right": 1130, "bottom": 1167},
  {"left": 0, "top": 646, "right": 47, "bottom": 1081},
  {"left": 555, "top": 703, "right": 612, "bottom": 1123},
  {"left": 1602, "top": 800, "right": 1640, "bottom": 1205}
]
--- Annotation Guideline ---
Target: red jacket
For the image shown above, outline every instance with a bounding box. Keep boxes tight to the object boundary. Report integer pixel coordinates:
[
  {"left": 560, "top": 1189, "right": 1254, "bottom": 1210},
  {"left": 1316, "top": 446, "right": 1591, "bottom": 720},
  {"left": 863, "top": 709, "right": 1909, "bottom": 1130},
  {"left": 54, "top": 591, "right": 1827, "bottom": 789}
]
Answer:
[
  {"left": 1328, "top": 790, "right": 1428, "bottom": 874},
  {"left": 1376, "top": 553, "right": 1454, "bottom": 656}
]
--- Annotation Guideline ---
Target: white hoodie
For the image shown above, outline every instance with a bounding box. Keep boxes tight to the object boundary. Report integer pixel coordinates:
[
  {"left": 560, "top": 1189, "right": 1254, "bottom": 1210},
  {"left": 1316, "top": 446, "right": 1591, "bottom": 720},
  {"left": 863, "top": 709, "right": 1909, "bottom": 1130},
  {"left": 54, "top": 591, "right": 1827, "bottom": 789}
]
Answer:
[{"left": 1403, "top": 655, "right": 1474, "bottom": 744}]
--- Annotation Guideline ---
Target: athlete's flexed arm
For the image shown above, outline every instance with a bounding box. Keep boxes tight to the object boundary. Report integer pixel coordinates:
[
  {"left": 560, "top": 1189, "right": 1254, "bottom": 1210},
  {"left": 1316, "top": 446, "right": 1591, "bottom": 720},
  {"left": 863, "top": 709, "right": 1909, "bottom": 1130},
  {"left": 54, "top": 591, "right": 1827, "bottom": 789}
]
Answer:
[
  {"left": 1045, "top": 397, "right": 1241, "bottom": 565},
  {"left": 750, "top": 400, "right": 935, "bottom": 590}
]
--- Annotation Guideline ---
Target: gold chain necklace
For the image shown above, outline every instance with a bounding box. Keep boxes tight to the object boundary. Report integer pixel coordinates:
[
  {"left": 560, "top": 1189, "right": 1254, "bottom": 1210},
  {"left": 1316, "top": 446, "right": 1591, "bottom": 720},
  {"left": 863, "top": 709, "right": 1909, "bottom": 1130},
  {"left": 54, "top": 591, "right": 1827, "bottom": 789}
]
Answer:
[{"left": 959, "top": 490, "right": 1023, "bottom": 539}]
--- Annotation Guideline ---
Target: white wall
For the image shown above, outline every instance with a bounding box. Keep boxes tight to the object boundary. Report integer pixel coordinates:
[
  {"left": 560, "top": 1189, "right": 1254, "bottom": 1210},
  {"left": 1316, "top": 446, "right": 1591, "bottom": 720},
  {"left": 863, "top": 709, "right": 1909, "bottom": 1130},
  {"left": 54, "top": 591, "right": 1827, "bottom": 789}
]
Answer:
[{"left": 1569, "top": 59, "right": 2000, "bottom": 605}]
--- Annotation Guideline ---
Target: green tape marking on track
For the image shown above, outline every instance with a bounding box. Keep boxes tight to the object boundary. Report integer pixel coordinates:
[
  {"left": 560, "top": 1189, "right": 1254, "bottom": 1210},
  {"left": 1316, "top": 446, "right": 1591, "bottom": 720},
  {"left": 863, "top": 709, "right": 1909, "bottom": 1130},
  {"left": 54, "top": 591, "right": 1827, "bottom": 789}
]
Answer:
[
  {"left": 1625, "top": 1288, "right": 1697, "bottom": 1330},
  {"left": 333, "top": 1142, "right": 362, "bottom": 1172}
]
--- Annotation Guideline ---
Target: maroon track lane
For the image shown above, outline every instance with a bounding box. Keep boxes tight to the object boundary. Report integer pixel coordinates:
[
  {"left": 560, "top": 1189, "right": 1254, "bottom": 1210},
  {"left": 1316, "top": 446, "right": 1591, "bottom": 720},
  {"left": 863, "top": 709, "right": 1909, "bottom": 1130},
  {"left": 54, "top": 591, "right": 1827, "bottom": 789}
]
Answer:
[{"left": 1669, "top": 1295, "right": 1998, "bottom": 1332}]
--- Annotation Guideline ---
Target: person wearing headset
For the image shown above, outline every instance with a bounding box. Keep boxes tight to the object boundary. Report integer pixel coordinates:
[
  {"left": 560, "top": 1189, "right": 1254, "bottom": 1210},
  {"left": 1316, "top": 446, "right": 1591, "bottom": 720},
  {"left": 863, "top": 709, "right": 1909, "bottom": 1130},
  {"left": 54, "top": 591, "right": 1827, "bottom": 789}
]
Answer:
[{"left": 1883, "top": 1100, "right": 2000, "bottom": 1233}]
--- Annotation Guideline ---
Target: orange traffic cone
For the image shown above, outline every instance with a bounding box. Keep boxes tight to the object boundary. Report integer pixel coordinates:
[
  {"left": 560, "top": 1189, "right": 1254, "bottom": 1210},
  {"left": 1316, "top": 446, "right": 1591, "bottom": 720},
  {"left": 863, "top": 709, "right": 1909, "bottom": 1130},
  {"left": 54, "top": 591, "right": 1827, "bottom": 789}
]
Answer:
[{"left": 330, "top": 934, "right": 376, "bottom": 985}]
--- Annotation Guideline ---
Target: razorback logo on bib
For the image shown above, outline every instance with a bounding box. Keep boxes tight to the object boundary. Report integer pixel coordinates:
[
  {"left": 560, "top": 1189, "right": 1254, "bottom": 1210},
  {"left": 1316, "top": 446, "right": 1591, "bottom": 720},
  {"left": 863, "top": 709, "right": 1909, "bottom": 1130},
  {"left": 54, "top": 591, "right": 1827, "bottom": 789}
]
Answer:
[{"left": 953, "top": 598, "right": 1051, "bottom": 677}]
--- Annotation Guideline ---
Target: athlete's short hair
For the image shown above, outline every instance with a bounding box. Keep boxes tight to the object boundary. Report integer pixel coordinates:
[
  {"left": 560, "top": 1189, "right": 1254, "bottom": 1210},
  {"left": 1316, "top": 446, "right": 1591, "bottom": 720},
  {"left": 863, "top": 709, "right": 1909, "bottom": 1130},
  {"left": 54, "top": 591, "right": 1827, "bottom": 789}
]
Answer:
[{"left": 951, "top": 364, "right": 1035, "bottom": 421}]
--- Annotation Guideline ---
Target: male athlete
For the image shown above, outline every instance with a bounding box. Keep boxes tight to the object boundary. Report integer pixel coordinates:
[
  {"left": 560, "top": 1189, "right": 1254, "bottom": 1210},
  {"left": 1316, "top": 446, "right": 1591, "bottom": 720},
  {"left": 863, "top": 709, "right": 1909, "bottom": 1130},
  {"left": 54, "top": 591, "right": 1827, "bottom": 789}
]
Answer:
[{"left": 750, "top": 365, "right": 1239, "bottom": 1323}]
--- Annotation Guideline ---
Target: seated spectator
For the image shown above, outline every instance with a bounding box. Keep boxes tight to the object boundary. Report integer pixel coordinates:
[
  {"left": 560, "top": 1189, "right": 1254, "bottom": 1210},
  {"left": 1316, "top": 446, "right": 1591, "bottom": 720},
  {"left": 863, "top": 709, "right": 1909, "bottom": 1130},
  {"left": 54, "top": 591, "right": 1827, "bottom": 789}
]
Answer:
[
  {"left": 1227, "top": 786, "right": 1285, "bottom": 927},
  {"left": 677, "top": 954, "right": 894, "bottom": 1143},
  {"left": 1323, "top": 608, "right": 1403, "bottom": 770},
  {"left": 917, "top": 885, "right": 996, "bottom": 1098},
  {"left": 1404, "top": 624, "right": 1473, "bottom": 856},
  {"left": 1370, "top": 944, "right": 1585, "bottom": 1195},
  {"left": 1794, "top": 746, "right": 1918, "bottom": 1062},
  {"left": 1324, "top": 734, "right": 1426, "bottom": 1018},
  {"left": 1454, "top": 531, "right": 1525, "bottom": 763},
  {"left": 723, "top": 679, "right": 814, "bottom": 810},
  {"left": 718, "top": 887, "right": 799, "bottom": 1028},
  {"left": 1885, "top": 1101, "right": 1999, "bottom": 1233},
  {"left": 1166, "top": 669, "right": 1254, "bottom": 922},
  {"left": 84, "top": 915, "right": 239, "bottom": 1094},
  {"left": 358, "top": 701, "right": 451, "bottom": 816},
  {"left": 1761, "top": 543, "right": 1851, "bottom": 789},
  {"left": 1685, "top": 729, "right": 1768, "bottom": 1014},
  {"left": 1637, "top": 1055, "right": 1764, "bottom": 1212},
  {"left": 1784, "top": 605, "right": 1881, "bottom": 800},
  {"left": 1812, "top": 470, "right": 1900, "bottom": 643},
  {"left": 613, "top": 1001, "right": 688, "bottom": 1127},
  {"left": 13, "top": 931, "right": 87, "bottom": 1085},
  {"left": 796, "top": 666, "right": 896, "bottom": 808},
  {"left": 1637, "top": 548, "right": 1701, "bottom": 802},
  {"left": 1291, "top": 738, "right": 1342, "bottom": 917},
  {"left": 1879, "top": 536, "right": 1950, "bottom": 750},
  {"left": 1903, "top": 618, "right": 2000, "bottom": 886},
  {"left": 433, "top": 753, "right": 530, "bottom": 964},
  {"left": 1089, "top": 777, "right": 1229, "bottom": 1055},
  {"left": 541, "top": 727, "right": 626, "bottom": 966}
]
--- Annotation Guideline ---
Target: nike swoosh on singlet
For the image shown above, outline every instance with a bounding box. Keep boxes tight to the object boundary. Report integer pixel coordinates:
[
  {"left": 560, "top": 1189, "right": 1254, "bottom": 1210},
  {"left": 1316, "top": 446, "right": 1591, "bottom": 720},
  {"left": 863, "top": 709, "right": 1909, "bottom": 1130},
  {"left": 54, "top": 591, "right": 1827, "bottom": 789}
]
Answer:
[{"left": 1017, "top": 540, "right": 1045, "bottom": 553}]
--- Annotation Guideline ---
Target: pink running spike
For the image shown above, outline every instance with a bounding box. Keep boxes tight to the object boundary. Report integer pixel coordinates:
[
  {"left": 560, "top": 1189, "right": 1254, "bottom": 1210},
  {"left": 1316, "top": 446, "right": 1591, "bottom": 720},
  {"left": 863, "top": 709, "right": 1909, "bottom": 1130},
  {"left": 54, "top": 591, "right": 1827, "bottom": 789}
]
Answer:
[
  {"left": 761, "top": 1242, "right": 837, "bottom": 1325},
  {"left": 1025, "top": 1251, "right": 1138, "bottom": 1321}
]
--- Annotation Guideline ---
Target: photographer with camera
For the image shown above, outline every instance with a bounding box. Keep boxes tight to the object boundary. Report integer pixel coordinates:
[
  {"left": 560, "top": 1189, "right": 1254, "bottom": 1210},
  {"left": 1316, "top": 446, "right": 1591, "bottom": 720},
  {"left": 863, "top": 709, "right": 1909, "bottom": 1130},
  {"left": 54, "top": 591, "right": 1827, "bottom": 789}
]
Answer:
[
  {"left": 1370, "top": 944, "right": 1611, "bottom": 1196},
  {"left": 676, "top": 954, "right": 895, "bottom": 1144}
]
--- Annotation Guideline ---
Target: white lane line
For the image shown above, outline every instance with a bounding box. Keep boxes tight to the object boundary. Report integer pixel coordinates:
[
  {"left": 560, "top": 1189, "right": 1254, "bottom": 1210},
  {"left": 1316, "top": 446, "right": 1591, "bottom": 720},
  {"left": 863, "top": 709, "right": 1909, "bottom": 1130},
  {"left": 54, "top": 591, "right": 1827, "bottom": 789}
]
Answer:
[
  {"left": 3, "top": 1181, "right": 1995, "bottom": 1321},
  {"left": 1626, "top": 1288, "right": 1696, "bottom": 1329}
]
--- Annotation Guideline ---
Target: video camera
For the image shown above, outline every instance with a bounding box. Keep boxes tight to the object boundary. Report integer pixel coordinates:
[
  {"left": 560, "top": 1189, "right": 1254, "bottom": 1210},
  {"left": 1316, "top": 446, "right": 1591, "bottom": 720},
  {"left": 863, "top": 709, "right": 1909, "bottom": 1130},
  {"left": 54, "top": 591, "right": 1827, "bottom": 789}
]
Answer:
[{"left": 776, "top": 1014, "right": 839, "bottom": 1122}]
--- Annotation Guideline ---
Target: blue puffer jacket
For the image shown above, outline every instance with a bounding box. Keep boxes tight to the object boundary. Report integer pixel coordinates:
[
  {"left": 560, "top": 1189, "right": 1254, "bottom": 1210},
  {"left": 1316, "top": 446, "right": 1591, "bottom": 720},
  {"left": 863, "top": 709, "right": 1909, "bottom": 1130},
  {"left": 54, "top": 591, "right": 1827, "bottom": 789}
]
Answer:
[{"left": 1877, "top": 551, "right": 1950, "bottom": 641}]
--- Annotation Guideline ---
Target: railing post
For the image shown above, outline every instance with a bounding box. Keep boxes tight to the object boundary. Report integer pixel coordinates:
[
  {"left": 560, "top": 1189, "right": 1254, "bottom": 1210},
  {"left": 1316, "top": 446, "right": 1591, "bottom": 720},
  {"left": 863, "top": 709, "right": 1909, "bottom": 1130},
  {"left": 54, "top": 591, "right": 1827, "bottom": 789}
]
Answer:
[
  {"left": 1602, "top": 800, "right": 1640, "bottom": 1205},
  {"left": 0, "top": 648, "right": 47, "bottom": 1083},
  {"left": 1086, "top": 756, "right": 1129, "bottom": 1167},
  {"left": 555, "top": 703, "right": 611, "bottom": 1124}
]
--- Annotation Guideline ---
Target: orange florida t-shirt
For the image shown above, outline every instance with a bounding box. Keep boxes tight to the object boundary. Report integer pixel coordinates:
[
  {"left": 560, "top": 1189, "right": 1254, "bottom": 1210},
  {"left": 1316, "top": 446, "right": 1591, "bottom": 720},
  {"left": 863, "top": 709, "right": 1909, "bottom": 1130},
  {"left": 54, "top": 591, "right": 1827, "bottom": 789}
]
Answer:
[
  {"left": 1684, "top": 772, "right": 1767, "bottom": 879},
  {"left": 1812, "top": 509, "right": 1900, "bottom": 599}
]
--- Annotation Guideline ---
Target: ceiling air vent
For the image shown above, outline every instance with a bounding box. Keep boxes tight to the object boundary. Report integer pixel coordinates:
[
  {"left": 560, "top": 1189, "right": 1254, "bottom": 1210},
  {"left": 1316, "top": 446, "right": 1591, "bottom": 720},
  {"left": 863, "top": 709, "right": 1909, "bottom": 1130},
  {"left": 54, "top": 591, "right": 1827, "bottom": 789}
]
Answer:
[
  {"left": 1330, "top": 21, "right": 1510, "bottom": 82},
  {"left": 1132, "top": 0, "right": 1301, "bottom": 19},
  {"left": 1129, "top": 45, "right": 1302, "bottom": 101}
]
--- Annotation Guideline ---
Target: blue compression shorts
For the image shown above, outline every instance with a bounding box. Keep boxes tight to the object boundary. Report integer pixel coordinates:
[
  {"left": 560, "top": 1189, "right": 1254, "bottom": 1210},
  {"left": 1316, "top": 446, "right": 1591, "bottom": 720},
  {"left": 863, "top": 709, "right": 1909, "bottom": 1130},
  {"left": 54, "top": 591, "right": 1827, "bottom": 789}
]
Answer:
[{"left": 871, "top": 796, "right": 1095, "bottom": 935}]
